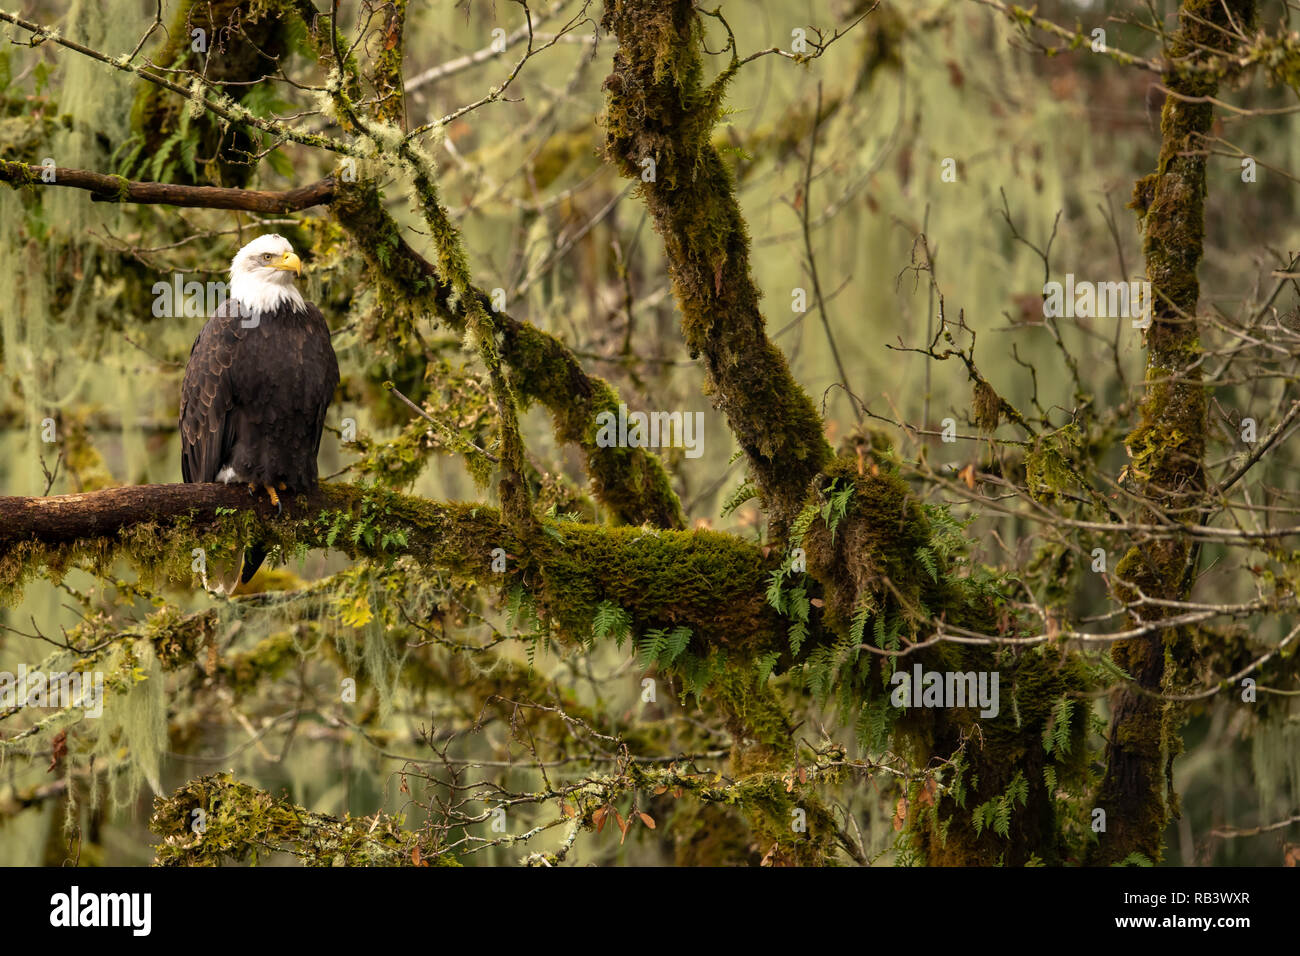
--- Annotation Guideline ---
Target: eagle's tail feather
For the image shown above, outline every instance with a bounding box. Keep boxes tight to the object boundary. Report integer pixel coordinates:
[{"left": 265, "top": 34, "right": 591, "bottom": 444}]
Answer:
[{"left": 240, "top": 544, "right": 268, "bottom": 585}]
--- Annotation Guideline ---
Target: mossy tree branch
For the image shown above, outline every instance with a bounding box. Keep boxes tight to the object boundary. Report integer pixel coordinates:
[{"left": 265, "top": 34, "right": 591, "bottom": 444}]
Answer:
[
  {"left": 1091, "top": 0, "right": 1257, "bottom": 867},
  {"left": 602, "top": 0, "right": 833, "bottom": 531},
  {"left": 151, "top": 772, "right": 435, "bottom": 866},
  {"left": 0, "top": 482, "right": 774, "bottom": 645}
]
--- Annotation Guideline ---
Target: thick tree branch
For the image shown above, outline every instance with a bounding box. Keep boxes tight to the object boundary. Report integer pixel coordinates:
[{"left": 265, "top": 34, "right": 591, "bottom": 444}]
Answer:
[
  {"left": 602, "top": 0, "right": 833, "bottom": 531},
  {"left": 0, "top": 482, "right": 769, "bottom": 643},
  {"left": 0, "top": 161, "right": 335, "bottom": 212}
]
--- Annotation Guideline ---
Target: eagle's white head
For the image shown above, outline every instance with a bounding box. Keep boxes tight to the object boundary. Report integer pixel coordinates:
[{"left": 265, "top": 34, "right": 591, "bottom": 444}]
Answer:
[{"left": 229, "top": 234, "right": 306, "bottom": 315}]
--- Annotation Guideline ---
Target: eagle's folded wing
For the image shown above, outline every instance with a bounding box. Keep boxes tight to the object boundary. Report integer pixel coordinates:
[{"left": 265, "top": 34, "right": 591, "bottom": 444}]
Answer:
[
  {"left": 305, "top": 302, "right": 340, "bottom": 459},
  {"left": 179, "top": 310, "right": 240, "bottom": 483}
]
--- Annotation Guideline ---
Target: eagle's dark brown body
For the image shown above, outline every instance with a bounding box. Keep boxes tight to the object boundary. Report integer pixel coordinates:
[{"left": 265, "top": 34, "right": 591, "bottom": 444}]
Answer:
[{"left": 179, "top": 299, "right": 338, "bottom": 493}]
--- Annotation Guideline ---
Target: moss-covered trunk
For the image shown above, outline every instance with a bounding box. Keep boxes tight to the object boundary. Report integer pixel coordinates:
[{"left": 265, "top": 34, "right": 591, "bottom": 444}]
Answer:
[
  {"left": 601, "top": 0, "right": 832, "bottom": 532},
  {"left": 1090, "top": 0, "right": 1256, "bottom": 866}
]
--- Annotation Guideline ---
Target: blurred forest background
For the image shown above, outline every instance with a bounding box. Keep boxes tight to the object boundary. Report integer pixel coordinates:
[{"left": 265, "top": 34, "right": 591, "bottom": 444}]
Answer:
[{"left": 0, "top": 0, "right": 1297, "bottom": 866}]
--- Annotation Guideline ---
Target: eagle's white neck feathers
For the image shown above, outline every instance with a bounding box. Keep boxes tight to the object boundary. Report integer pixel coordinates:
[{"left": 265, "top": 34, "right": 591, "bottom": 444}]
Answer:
[
  {"left": 230, "top": 274, "right": 305, "bottom": 315},
  {"left": 228, "top": 234, "right": 307, "bottom": 316}
]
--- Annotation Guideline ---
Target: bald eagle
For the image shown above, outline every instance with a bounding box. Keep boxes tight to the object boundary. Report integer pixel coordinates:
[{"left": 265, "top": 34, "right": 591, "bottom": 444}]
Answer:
[{"left": 179, "top": 234, "right": 339, "bottom": 587}]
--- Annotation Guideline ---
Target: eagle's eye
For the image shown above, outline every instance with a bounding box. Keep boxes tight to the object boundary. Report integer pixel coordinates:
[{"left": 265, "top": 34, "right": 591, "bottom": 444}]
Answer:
[{"left": 261, "top": 252, "right": 273, "bottom": 261}]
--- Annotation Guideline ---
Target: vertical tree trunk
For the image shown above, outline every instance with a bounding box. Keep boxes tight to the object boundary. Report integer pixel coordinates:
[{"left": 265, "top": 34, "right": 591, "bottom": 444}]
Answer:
[{"left": 1091, "top": 0, "right": 1255, "bottom": 865}]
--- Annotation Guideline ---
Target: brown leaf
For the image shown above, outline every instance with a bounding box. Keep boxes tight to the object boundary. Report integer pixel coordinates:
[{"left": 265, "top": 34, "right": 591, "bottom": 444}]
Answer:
[
  {"left": 1285, "top": 843, "right": 1300, "bottom": 867},
  {"left": 48, "top": 730, "right": 67, "bottom": 774},
  {"left": 638, "top": 812, "right": 656, "bottom": 829},
  {"left": 810, "top": 598, "right": 824, "bottom": 608},
  {"left": 561, "top": 802, "right": 577, "bottom": 818},
  {"left": 653, "top": 784, "right": 669, "bottom": 795},
  {"left": 411, "top": 845, "right": 428, "bottom": 866},
  {"left": 892, "top": 797, "right": 908, "bottom": 831},
  {"left": 593, "top": 806, "right": 608, "bottom": 833},
  {"left": 383, "top": 11, "right": 400, "bottom": 51},
  {"left": 959, "top": 463, "right": 977, "bottom": 490}
]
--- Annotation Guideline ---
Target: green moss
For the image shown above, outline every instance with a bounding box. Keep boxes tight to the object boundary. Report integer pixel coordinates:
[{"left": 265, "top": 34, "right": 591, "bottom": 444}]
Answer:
[
  {"left": 222, "top": 631, "right": 300, "bottom": 695},
  {"left": 369, "top": 0, "right": 408, "bottom": 126},
  {"left": 150, "top": 772, "right": 451, "bottom": 865},
  {"left": 602, "top": 0, "right": 832, "bottom": 530},
  {"left": 1025, "top": 423, "right": 1082, "bottom": 504},
  {"left": 1089, "top": 0, "right": 1258, "bottom": 868}
]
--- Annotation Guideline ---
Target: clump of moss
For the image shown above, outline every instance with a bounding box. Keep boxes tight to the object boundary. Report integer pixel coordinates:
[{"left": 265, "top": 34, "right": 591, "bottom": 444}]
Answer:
[{"left": 150, "top": 772, "right": 453, "bottom": 865}]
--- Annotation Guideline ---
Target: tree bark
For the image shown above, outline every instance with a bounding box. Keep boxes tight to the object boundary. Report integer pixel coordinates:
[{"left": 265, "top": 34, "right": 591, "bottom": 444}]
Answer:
[
  {"left": 1090, "top": 0, "right": 1256, "bottom": 866},
  {"left": 602, "top": 0, "right": 833, "bottom": 531},
  {"left": 0, "top": 161, "right": 335, "bottom": 212}
]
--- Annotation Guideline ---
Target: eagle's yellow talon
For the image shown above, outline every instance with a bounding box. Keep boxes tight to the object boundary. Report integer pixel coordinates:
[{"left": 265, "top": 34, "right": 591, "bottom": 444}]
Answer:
[{"left": 264, "top": 485, "right": 281, "bottom": 510}]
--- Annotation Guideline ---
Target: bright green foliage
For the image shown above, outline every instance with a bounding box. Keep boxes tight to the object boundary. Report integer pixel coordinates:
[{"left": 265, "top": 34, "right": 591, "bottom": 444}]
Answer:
[
  {"left": 638, "top": 625, "right": 692, "bottom": 669},
  {"left": 591, "top": 600, "right": 633, "bottom": 649}
]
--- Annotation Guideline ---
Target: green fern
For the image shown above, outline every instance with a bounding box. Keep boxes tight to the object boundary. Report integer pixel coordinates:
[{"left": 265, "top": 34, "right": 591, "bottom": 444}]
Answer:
[
  {"left": 754, "top": 650, "right": 781, "bottom": 685},
  {"left": 788, "top": 499, "right": 821, "bottom": 547},
  {"left": 638, "top": 625, "right": 692, "bottom": 668},
  {"left": 849, "top": 604, "right": 870, "bottom": 645},
  {"left": 915, "top": 546, "right": 939, "bottom": 582},
  {"left": 720, "top": 479, "right": 758, "bottom": 518},
  {"left": 765, "top": 567, "right": 788, "bottom": 614},
  {"left": 972, "top": 771, "right": 1028, "bottom": 839},
  {"left": 1042, "top": 697, "right": 1074, "bottom": 756},
  {"left": 591, "top": 600, "right": 633, "bottom": 649},
  {"left": 855, "top": 697, "right": 890, "bottom": 752},
  {"left": 1111, "top": 851, "right": 1153, "bottom": 867},
  {"left": 821, "top": 479, "right": 855, "bottom": 543}
]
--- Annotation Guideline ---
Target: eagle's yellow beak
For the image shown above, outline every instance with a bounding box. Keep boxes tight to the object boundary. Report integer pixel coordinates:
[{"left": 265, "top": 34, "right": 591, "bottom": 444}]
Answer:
[{"left": 273, "top": 251, "right": 302, "bottom": 276}]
